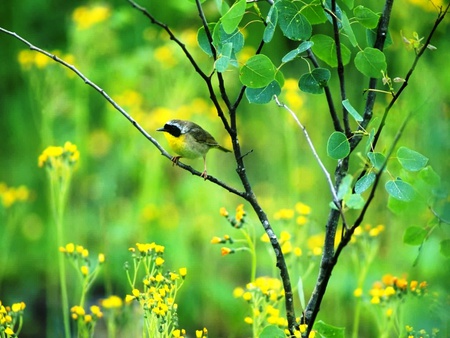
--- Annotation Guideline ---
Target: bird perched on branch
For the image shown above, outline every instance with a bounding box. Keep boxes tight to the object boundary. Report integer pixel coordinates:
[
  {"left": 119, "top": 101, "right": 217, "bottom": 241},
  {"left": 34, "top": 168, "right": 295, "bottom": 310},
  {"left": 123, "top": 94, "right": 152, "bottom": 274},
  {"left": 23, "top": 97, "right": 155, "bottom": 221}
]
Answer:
[{"left": 157, "top": 119, "right": 231, "bottom": 179}]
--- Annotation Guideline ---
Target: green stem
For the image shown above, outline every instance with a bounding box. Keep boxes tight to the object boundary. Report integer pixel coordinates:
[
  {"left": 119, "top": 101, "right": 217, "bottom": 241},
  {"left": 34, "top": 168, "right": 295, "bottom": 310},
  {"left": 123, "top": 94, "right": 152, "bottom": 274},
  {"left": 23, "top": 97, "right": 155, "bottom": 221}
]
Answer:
[{"left": 51, "top": 172, "right": 71, "bottom": 338}]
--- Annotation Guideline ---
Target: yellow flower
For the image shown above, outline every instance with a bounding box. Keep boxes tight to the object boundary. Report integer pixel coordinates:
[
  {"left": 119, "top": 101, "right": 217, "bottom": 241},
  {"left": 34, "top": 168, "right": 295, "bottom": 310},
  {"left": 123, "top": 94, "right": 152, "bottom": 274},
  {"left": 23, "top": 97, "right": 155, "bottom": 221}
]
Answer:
[
  {"left": 219, "top": 207, "right": 229, "bottom": 217},
  {"left": 72, "top": 5, "right": 111, "bottom": 30},
  {"left": 65, "top": 243, "right": 75, "bottom": 253},
  {"left": 295, "top": 202, "right": 311, "bottom": 215},
  {"left": 353, "top": 288, "right": 363, "bottom": 297},
  {"left": 125, "top": 294, "right": 135, "bottom": 303},
  {"left": 244, "top": 316, "right": 253, "bottom": 324},
  {"left": 233, "top": 287, "right": 244, "bottom": 298},
  {"left": 101, "top": 295, "right": 123, "bottom": 309},
  {"left": 242, "top": 292, "right": 252, "bottom": 301},
  {"left": 221, "top": 247, "right": 234, "bottom": 256},
  {"left": 281, "top": 241, "right": 293, "bottom": 254},
  {"left": 386, "top": 308, "right": 393, "bottom": 317},
  {"left": 4, "top": 327, "right": 14, "bottom": 335},
  {"left": 132, "top": 289, "right": 140, "bottom": 297},
  {"left": 280, "top": 230, "right": 291, "bottom": 243},
  {"left": 260, "top": 233, "right": 270, "bottom": 242},
  {"left": 235, "top": 204, "right": 246, "bottom": 222},
  {"left": 98, "top": 253, "right": 105, "bottom": 263},
  {"left": 80, "top": 265, "right": 89, "bottom": 276},
  {"left": 179, "top": 267, "right": 187, "bottom": 278},
  {"left": 210, "top": 236, "right": 224, "bottom": 244},
  {"left": 274, "top": 208, "right": 294, "bottom": 220},
  {"left": 11, "top": 302, "right": 26, "bottom": 312},
  {"left": 155, "top": 257, "right": 165, "bottom": 266},
  {"left": 294, "top": 247, "right": 302, "bottom": 256}
]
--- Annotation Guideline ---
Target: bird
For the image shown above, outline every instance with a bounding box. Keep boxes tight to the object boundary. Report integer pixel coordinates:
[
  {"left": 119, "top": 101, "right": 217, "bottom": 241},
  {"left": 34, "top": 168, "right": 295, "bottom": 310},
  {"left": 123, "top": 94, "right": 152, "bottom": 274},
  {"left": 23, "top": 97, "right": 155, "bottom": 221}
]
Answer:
[{"left": 157, "top": 119, "right": 231, "bottom": 179}]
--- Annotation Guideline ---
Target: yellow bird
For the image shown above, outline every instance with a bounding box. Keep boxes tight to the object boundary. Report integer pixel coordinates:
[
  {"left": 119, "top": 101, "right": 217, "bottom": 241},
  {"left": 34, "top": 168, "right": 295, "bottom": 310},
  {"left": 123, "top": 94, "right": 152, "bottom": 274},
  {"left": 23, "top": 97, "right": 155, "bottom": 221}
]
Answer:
[{"left": 157, "top": 119, "right": 231, "bottom": 179}]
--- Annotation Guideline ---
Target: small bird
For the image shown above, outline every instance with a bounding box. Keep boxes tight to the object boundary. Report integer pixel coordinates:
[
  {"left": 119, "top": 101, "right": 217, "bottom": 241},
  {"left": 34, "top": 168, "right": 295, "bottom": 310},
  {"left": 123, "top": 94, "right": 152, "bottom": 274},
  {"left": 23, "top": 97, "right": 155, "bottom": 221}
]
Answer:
[{"left": 157, "top": 119, "right": 231, "bottom": 179}]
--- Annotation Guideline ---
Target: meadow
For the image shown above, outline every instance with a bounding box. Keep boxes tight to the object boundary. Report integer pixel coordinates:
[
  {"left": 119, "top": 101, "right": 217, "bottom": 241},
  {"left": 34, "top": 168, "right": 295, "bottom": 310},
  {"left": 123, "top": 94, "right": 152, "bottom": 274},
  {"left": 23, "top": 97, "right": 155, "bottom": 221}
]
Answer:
[{"left": 0, "top": 0, "right": 449, "bottom": 337}]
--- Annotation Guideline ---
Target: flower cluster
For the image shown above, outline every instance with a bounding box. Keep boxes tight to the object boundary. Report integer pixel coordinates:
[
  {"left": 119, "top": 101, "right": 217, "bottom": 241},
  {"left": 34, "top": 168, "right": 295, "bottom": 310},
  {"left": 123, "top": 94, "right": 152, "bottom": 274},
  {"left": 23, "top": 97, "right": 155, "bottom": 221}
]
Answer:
[
  {"left": 220, "top": 204, "right": 246, "bottom": 228},
  {"left": 59, "top": 242, "right": 105, "bottom": 277},
  {"left": 125, "top": 243, "right": 188, "bottom": 337},
  {"left": 368, "top": 274, "right": 427, "bottom": 305},
  {"left": 405, "top": 325, "right": 439, "bottom": 338},
  {"left": 234, "top": 277, "right": 286, "bottom": 334},
  {"left": 38, "top": 141, "right": 79, "bottom": 169},
  {"left": 0, "top": 183, "right": 30, "bottom": 208},
  {"left": 70, "top": 304, "right": 103, "bottom": 334},
  {"left": 72, "top": 5, "right": 111, "bottom": 30},
  {"left": 0, "top": 300, "right": 26, "bottom": 337}
]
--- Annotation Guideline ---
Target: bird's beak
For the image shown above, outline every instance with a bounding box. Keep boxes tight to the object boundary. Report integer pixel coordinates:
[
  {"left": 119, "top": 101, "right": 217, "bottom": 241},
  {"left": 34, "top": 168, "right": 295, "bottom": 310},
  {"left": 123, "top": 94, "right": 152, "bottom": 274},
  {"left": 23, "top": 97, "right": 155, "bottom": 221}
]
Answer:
[{"left": 157, "top": 127, "right": 165, "bottom": 132}]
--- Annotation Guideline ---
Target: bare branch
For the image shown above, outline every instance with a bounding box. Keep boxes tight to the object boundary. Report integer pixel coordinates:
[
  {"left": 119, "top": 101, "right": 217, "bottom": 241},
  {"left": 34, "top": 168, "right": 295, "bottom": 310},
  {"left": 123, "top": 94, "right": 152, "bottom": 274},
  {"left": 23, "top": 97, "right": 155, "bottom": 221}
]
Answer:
[{"left": 0, "top": 27, "right": 245, "bottom": 197}]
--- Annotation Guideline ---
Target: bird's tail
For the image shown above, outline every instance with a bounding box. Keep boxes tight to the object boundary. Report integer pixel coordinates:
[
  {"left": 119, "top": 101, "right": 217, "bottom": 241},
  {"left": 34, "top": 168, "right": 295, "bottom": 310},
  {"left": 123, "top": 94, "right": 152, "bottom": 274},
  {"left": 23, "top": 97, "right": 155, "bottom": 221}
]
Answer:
[{"left": 217, "top": 145, "right": 232, "bottom": 153}]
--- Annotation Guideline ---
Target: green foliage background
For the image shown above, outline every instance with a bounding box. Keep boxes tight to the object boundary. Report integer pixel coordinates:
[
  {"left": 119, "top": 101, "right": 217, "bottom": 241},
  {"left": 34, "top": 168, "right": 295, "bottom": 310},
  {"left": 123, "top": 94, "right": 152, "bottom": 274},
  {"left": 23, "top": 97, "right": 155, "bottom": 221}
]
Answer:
[{"left": 0, "top": 0, "right": 449, "bottom": 337}]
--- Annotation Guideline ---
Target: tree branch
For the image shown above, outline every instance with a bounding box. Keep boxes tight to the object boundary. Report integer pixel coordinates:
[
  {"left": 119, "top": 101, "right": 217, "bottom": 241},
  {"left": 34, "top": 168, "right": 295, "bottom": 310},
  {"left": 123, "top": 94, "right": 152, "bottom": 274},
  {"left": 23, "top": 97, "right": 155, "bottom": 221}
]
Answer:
[{"left": 0, "top": 27, "right": 245, "bottom": 198}]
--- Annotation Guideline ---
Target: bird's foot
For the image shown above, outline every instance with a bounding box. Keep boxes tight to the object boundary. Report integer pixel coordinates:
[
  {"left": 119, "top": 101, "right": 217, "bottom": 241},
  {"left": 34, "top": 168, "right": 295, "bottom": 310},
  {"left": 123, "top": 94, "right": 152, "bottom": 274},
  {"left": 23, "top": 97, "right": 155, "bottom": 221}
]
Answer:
[
  {"left": 171, "top": 156, "right": 181, "bottom": 166},
  {"left": 201, "top": 170, "right": 208, "bottom": 180}
]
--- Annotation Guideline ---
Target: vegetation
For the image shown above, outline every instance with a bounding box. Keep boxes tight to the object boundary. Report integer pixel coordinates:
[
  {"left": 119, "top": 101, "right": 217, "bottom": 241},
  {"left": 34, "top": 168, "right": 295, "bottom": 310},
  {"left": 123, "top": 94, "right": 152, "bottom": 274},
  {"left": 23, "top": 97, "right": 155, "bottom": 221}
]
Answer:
[{"left": 0, "top": 0, "right": 449, "bottom": 337}]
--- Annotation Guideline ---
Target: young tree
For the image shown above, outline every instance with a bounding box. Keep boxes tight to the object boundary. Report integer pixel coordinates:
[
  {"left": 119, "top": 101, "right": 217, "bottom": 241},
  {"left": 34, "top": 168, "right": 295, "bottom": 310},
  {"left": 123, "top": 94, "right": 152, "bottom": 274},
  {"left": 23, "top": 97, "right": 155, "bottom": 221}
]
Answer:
[{"left": 1, "top": 0, "right": 448, "bottom": 337}]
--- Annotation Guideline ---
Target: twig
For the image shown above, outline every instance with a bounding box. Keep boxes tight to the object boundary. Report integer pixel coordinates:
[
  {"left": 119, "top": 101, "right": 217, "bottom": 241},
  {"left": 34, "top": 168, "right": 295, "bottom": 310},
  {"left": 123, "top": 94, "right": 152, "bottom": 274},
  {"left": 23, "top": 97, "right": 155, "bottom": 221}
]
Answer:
[
  {"left": 0, "top": 27, "right": 245, "bottom": 197},
  {"left": 273, "top": 96, "right": 348, "bottom": 229},
  {"left": 306, "top": 49, "right": 343, "bottom": 132}
]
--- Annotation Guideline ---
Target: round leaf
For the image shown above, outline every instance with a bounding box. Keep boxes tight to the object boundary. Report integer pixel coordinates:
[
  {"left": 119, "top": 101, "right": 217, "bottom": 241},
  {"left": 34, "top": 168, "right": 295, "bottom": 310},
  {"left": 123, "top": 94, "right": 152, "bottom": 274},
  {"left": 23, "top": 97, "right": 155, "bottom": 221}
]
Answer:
[
  {"left": 354, "top": 47, "right": 387, "bottom": 78},
  {"left": 239, "top": 54, "right": 276, "bottom": 88},
  {"left": 345, "top": 193, "right": 365, "bottom": 209},
  {"left": 355, "top": 172, "right": 376, "bottom": 194},
  {"left": 354, "top": 5, "right": 380, "bottom": 29},
  {"left": 327, "top": 132, "right": 350, "bottom": 160},
  {"left": 367, "top": 152, "right": 386, "bottom": 171},
  {"left": 245, "top": 80, "right": 281, "bottom": 104},
  {"left": 221, "top": 0, "right": 246, "bottom": 34},
  {"left": 311, "top": 34, "right": 351, "bottom": 67},
  {"left": 260, "top": 325, "right": 286, "bottom": 338},
  {"left": 397, "top": 146, "right": 429, "bottom": 172},
  {"left": 385, "top": 179, "right": 415, "bottom": 202},
  {"left": 403, "top": 226, "right": 427, "bottom": 246},
  {"left": 275, "top": 0, "right": 312, "bottom": 40},
  {"left": 298, "top": 68, "right": 330, "bottom": 94},
  {"left": 440, "top": 239, "right": 450, "bottom": 258},
  {"left": 263, "top": 5, "right": 278, "bottom": 43}
]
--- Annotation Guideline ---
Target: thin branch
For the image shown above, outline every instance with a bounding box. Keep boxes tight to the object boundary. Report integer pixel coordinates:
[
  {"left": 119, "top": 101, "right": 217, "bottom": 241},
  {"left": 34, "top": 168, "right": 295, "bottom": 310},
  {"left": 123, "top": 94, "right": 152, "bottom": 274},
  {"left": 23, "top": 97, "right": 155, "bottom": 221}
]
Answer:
[
  {"left": 273, "top": 96, "right": 348, "bottom": 229},
  {"left": 350, "top": 0, "right": 394, "bottom": 151},
  {"left": 327, "top": 1, "right": 351, "bottom": 135},
  {"left": 0, "top": 27, "right": 245, "bottom": 198},
  {"left": 306, "top": 49, "right": 343, "bottom": 132},
  {"left": 371, "top": 2, "right": 450, "bottom": 150}
]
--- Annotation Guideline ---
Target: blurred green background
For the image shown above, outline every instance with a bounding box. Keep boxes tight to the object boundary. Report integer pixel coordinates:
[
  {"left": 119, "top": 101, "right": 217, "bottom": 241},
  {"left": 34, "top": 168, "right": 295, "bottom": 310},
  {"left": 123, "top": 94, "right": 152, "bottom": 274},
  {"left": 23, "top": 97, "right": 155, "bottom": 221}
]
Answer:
[{"left": 0, "top": 0, "right": 449, "bottom": 337}]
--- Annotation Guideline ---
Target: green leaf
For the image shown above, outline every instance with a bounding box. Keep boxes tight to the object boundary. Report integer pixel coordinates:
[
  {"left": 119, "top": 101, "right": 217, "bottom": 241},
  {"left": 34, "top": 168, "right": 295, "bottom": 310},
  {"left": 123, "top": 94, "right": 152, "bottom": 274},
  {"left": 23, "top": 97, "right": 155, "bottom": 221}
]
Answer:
[
  {"left": 385, "top": 179, "right": 415, "bottom": 202},
  {"left": 355, "top": 172, "right": 376, "bottom": 194},
  {"left": 298, "top": 68, "right": 331, "bottom": 94},
  {"left": 275, "top": 0, "right": 312, "bottom": 40},
  {"left": 440, "top": 239, "right": 450, "bottom": 258},
  {"left": 365, "top": 128, "right": 375, "bottom": 154},
  {"left": 197, "top": 24, "right": 216, "bottom": 56},
  {"left": 342, "top": 99, "right": 363, "bottom": 121},
  {"left": 264, "top": 5, "right": 278, "bottom": 43},
  {"left": 354, "top": 47, "right": 387, "bottom": 78},
  {"left": 311, "top": 34, "right": 351, "bottom": 67},
  {"left": 403, "top": 226, "right": 427, "bottom": 246},
  {"left": 221, "top": 0, "right": 246, "bottom": 34},
  {"left": 341, "top": 11, "right": 357, "bottom": 47},
  {"left": 239, "top": 55, "right": 276, "bottom": 88},
  {"left": 245, "top": 80, "right": 281, "bottom": 104},
  {"left": 345, "top": 193, "right": 365, "bottom": 209},
  {"left": 337, "top": 174, "right": 353, "bottom": 200},
  {"left": 367, "top": 152, "right": 386, "bottom": 170},
  {"left": 418, "top": 166, "right": 441, "bottom": 188},
  {"left": 342, "top": 0, "right": 355, "bottom": 10},
  {"left": 314, "top": 320, "right": 346, "bottom": 338},
  {"left": 327, "top": 132, "right": 350, "bottom": 160},
  {"left": 397, "top": 146, "right": 429, "bottom": 172},
  {"left": 301, "top": 3, "right": 327, "bottom": 24},
  {"left": 215, "top": 42, "right": 232, "bottom": 72},
  {"left": 212, "top": 23, "right": 245, "bottom": 55},
  {"left": 260, "top": 325, "right": 286, "bottom": 338},
  {"left": 354, "top": 5, "right": 380, "bottom": 29},
  {"left": 282, "top": 41, "right": 314, "bottom": 63}
]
